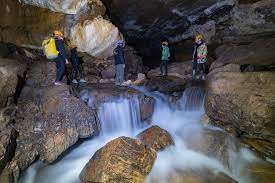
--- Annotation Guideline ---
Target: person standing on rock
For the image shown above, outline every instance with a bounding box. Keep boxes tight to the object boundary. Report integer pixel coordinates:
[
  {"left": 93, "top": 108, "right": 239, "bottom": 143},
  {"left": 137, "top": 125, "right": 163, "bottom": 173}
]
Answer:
[
  {"left": 192, "top": 34, "right": 208, "bottom": 80},
  {"left": 53, "top": 31, "right": 69, "bottom": 86},
  {"left": 160, "top": 41, "right": 170, "bottom": 76},
  {"left": 68, "top": 42, "right": 86, "bottom": 84},
  {"left": 114, "top": 40, "right": 126, "bottom": 86}
]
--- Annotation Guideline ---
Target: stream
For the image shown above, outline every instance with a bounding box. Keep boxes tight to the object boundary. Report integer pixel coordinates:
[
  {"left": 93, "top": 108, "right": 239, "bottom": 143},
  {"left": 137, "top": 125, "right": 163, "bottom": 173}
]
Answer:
[{"left": 19, "top": 86, "right": 259, "bottom": 183}]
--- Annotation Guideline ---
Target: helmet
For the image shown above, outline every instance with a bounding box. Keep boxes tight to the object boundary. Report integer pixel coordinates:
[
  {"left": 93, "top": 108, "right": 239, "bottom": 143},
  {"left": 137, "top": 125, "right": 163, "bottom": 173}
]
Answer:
[
  {"left": 195, "top": 34, "right": 203, "bottom": 40},
  {"left": 54, "top": 30, "right": 63, "bottom": 37}
]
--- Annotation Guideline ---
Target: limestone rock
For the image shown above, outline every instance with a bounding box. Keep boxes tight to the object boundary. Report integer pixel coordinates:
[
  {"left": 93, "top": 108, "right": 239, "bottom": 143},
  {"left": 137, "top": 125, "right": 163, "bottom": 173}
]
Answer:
[
  {"left": 15, "top": 85, "right": 98, "bottom": 163},
  {"left": 150, "top": 169, "right": 237, "bottom": 183},
  {"left": 139, "top": 97, "right": 155, "bottom": 122},
  {"left": 147, "top": 62, "right": 192, "bottom": 80},
  {"left": 80, "top": 136, "right": 157, "bottom": 183},
  {"left": 137, "top": 125, "right": 174, "bottom": 151},
  {"left": 244, "top": 161, "right": 275, "bottom": 183},
  {"left": 211, "top": 38, "right": 275, "bottom": 71},
  {"left": 70, "top": 17, "right": 120, "bottom": 59},
  {"left": 0, "top": 58, "right": 26, "bottom": 108},
  {"left": 205, "top": 71, "right": 275, "bottom": 159},
  {"left": 1, "top": 0, "right": 66, "bottom": 47},
  {"left": 144, "top": 76, "right": 188, "bottom": 94},
  {"left": 19, "top": 0, "right": 89, "bottom": 14},
  {"left": 1, "top": 0, "right": 120, "bottom": 59},
  {"left": 74, "top": 84, "right": 155, "bottom": 118},
  {"left": 179, "top": 127, "right": 237, "bottom": 169}
]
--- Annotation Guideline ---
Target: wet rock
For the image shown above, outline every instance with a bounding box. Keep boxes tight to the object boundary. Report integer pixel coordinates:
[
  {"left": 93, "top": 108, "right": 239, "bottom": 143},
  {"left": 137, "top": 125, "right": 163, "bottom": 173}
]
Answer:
[
  {"left": 144, "top": 76, "right": 188, "bottom": 94},
  {"left": 205, "top": 70, "right": 275, "bottom": 159},
  {"left": 244, "top": 161, "right": 275, "bottom": 183},
  {"left": 74, "top": 84, "right": 155, "bottom": 120},
  {"left": 139, "top": 97, "right": 155, "bottom": 122},
  {"left": 137, "top": 125, "right": 174, "bottom": 151},
  {"left": 80, "top": 136, "right": 156, "bottom": 183},
  {"left": 179, "top": 127, "right": 237, "bottom": 169},
  {"left": 151, "top": 169, "right": 237, "bottom": 183}
]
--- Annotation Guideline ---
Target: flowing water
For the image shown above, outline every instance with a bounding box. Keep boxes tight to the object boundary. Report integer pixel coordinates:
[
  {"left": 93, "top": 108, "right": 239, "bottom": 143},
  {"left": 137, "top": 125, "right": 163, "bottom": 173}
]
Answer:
[{"left": 19, "top": 87, "right": 259, "bottom": 183}]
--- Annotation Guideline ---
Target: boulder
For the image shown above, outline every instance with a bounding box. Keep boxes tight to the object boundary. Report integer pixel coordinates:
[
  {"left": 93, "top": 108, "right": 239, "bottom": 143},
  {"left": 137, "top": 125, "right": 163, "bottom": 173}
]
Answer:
[
  {"left": 137, "top": 125, "right": 174, "bottom": 151},
  {"left": 0, "top": 58, "right": 26, "bottom": 108},
  {"left": 80, "top": 136, "right": 156, "bottom": 183},
  {"left": 144, "top": 76, "right": 188, "bottom": 94},
  {"left": 149, "top": 168, "right": 237, "bottom": 183},
  {"left": 178, "top": 127, "right": 237, "bottom": 169},
  {"left": 244, "top": 161, "right": 275, "bottom": 183},
  {"left": 70, "top": 17, "right": 120, "bottom": 59},
  {"left": 205, "top": 71, "right": 275, "bottom": 159},
  {"left": 73, "top": 84, "right": 155, "bottom": 123},
  {"left": 15, "top": 85, "right": 98, "bottom": 163},
  {"left": 139, "top": 97, "right": 155, "bottom": 122}
]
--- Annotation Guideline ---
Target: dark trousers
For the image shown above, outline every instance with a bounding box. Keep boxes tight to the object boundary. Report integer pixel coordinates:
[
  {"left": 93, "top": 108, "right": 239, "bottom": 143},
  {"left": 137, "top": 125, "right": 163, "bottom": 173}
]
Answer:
[
  {"left": 198, "top": 62, "right": 206, "bottom": 75},
  {"left": 72, "top": 59, "right": 84, "bottom": 79},
  {"left": 55, "top": 57, "right": 65, "bottom": 82},
  {"left": 160, "top": 60, "right": 168, "bottom": 75}
]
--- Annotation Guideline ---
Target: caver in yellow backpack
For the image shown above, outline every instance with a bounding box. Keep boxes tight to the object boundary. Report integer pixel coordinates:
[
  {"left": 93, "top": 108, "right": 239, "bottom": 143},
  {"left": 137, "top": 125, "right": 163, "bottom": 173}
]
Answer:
[{"left": 42, "top": 38, "right": 59, "bottom": 60}]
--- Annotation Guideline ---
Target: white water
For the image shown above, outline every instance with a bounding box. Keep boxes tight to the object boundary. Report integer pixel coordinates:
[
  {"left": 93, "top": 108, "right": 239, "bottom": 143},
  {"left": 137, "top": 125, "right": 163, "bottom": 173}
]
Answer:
[{"left": 19, "top": 87, "right": 258, "bottom": 183}]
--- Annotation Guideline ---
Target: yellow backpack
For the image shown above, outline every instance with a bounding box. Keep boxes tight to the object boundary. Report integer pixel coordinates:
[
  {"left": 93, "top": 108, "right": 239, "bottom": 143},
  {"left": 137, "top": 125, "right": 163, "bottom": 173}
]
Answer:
[{"left": 42, "top": 38, "right": 59, "bottom": 60}]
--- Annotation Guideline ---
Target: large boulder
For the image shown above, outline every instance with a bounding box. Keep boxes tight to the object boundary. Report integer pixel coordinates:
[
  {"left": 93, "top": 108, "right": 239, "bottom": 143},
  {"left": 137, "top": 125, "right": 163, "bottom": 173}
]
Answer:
[
  {"left": 148, "top": 168, "right": 237, "bottom": 183},
  {"left": 15, "top": 84, "right": 98, "bottom": 163},
  {"left": 70, "top": 17, "right": 120, "bottom": 59},
  {"left": 243, "top": 161, "right": 275, "bottom": 183},
  {"left": 80, "top": 136, "right": 157, "bottom": 183},
  {"left": 137, "top": 125, "right": 174, "bottom": 151},
  {"left": 178, "top": 127, "right": 237, "bottom": 169},
  {"left": 205, "top": 71, "right": 275, "bottom": 159}
]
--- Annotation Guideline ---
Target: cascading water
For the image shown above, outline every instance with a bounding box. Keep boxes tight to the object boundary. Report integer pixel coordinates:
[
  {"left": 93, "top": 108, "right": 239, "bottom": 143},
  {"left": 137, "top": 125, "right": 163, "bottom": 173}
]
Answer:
[
  {"left": 98, "top": 96, "right": 142, "bottom": 136},
  {"left": 19, "top": 95, "right": 144, "bottom": 183},
  {"left": 19, "top": 87, "right": 259, "bottom": 183}
]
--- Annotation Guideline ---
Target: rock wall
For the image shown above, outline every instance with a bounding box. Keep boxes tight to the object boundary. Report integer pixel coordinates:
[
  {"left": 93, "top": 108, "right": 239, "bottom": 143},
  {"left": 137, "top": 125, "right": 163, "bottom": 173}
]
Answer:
[
  {"left": 205, "top": 63, "right": 275, "bottom": 160},
  {"left": 1, "top": 0, "right": 120, "bottom": 59}
]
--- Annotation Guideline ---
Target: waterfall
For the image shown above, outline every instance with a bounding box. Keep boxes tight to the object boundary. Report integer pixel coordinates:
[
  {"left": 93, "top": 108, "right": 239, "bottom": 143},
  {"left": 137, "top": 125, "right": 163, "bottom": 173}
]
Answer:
[
  {"left": 97, "top": 96, "right": 142, "bottom": 136},
  {"left": 19, "top": 86, "right": 258, "bottom": 183},
  {"left": 178, "top": 87, "right": 205, "bottom": 111}
]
